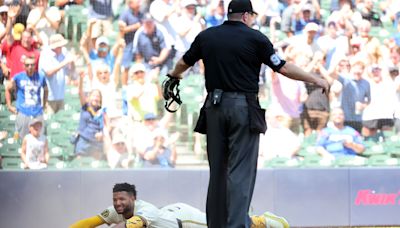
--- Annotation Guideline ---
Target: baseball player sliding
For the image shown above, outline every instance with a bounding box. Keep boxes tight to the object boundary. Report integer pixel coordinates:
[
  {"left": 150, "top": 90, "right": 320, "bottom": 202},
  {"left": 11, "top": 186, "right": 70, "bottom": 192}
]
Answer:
[{"left": 70, "top": 183, "right": 289, "bottom": 228}]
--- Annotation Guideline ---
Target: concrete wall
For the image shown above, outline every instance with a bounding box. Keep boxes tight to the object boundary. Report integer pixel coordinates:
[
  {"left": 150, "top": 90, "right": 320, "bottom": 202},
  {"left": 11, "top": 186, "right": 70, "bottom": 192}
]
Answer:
[{"left": 1, "top": 168, "right": 400, "bottom": 228}]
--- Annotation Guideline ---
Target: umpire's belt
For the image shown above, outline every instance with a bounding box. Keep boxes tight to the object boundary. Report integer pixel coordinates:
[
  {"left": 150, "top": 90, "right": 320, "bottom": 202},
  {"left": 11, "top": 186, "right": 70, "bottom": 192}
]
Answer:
[{"left": 207, "top": 91, "right": 257, "bottom": 106}]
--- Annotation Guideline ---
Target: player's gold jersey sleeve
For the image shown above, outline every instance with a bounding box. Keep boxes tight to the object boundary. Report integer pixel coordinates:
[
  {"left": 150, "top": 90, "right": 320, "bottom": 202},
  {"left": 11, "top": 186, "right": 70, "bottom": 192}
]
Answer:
[{"left": 69, "top": 215, "right": 105, "bottom": 228}]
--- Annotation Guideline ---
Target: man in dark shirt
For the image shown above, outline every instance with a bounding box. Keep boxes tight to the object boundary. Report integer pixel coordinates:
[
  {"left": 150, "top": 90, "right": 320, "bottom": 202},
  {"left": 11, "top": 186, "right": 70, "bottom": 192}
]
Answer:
[{"left": 168, "top": 0, "right": 330, "bottom": 227}]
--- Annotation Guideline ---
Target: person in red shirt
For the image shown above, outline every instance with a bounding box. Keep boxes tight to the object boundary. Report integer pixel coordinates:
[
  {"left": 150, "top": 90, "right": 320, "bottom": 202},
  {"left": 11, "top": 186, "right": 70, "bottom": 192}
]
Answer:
[{"left": 1, "top": 5, "right": 42, "bottom": 79}]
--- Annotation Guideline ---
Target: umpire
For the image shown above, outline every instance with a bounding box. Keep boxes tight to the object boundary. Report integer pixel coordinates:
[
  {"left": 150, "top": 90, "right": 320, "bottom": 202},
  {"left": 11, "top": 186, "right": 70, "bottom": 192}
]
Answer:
[{"left": 167, "top": 0, "right": 330, "bottom": 227}]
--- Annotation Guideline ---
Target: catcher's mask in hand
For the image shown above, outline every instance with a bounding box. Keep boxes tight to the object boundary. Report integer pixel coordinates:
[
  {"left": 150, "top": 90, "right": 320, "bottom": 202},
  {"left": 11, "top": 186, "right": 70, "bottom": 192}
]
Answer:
[{"left": 162, "top": 74, "right": 182, "bottom": 112}]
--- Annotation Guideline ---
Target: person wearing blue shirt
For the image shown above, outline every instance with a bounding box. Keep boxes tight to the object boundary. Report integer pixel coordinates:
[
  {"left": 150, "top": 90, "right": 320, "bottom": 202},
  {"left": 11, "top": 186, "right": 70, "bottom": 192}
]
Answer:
[
  {"left": 316, "top": 107, "right": 365, "bottom": 159},
  {"left": 5, "top": 55, "right": 48, "bottom": 139},
  {"left": 39, "top": 34, "right": 75, "bottom": 114}
]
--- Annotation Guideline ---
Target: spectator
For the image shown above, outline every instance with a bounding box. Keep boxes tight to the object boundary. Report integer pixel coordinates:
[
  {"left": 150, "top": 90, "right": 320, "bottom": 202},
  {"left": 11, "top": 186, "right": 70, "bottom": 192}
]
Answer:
[
  {"left": 171, "top": 0, "right": 205, "bottom": 59},
  {"left": 88, "top": 0, "right": 113, "bottom": 38},
  {"left": 140, "top": 128, "right": 177, "bottom": 168},
  {"left": 125, "top": 63, "right": 161, "bottom": 121},
  {"left": 316, "top": 107, "right": 366, "bottom": 160},
  {"left": 74, "top": 72, "right": 107, "bottom": 159},
  {"left": 292, "top": 2, "right": 321, "bottom": 35},
  {"left": 80, "top": 19, "right": 119, "bottom": 73},
  {"left": 357, "top": 0, "right": 382, "bottom": 27},
  {"left": 361, "top": 64, "right": 397, "bottom": 140},
  {"left": 133, "top": 112, "right": 176, "bottom": 156},
  {"left": 118, "top": 0, "right": 142, "bottom": 87},
  {"left": 280, "top": 0, "right": 302, "bottom": 37},
  {"left": 390, "top": 66, "right": 400, "bottom": 134},
  {"left": 268, "top": 53, "right": 308, "bottom": 134},
  {"left": 5, "top": 55, "right": 47, "bottom": 139},
  {"left": 88, "top": 38, "right": 124, "bottom": 113},
  {"left": 0, "top": 5, "right": 8, "bottom": 42},
  {"left": 329, "top": 59, "right": 371, "bottom": 133},
  {"left": 26, "top": 0, "right": 62, "bottom": 47},
  {"left": 300, "top": 54, "right": 331, "bottom": 137},
  {"left": 132, "top": 13, "right": 171, "bottom": 72},
  {"left": 54, "top": 0, "right": 84, "bottom": 10},
  {"left": 204, "top": 0, "right": 225, "bottom": 28},
  {"left": 39, "top": 33, "right": 75, "bottom": 114},
  {"left": 20, "top": 118, "right": 49, "bottom": 169},
  {"left": 317, "top": 21, "right": 349, "bottom": 71},
  {"left": 353, "top": 20, "right": 382, "bottom": 65},
  {"left": 258, "top": 108, "right": 301, "bottom": 167},
  {"left": 288, "top": 22, "right": 322, "bottom": 63},
  {"left": 1, "top": 4, "right": 42, "bottom": 79},
  {"left": 104, "top": 128, "right": 132, "bottom": 169},
  {"left": 149, "top": 0, "right": 179, "bottom": 69}
]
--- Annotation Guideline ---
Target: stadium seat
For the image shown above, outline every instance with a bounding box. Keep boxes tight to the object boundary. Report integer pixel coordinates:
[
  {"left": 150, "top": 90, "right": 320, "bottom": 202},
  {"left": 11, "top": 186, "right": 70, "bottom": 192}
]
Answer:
[
  {"left": 68, "top": 157, "right": 109, "bottom": 169},
  {"left": 47, "top": 157, "right": 68, "bottom": 169},
  {"left": 64, "top": 5, "right": 88, "bottom": 48},
  {"left": 264, "top": 157, "right": 300, "bottom": 168},
  {"left": 334, "top": 156, "right": 367, "bottom": 167},
  {"left": 301, "top": 155, "right": 333, "bottom": 168},
  {"left": 368, "top": 154, "right": 399, "bottom": 167},
  {"left": 1, "top": 157, "right": 22, "bottom": 170},
  {"left": 0, "top": 139, "right": 20, "bottom": 158}
]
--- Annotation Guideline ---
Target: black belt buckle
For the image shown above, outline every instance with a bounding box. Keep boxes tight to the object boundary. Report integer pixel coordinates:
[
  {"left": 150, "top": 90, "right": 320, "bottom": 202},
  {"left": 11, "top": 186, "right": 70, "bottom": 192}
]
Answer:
[{"left": 212, "top": 89, "right": 223, "bottom": 105}]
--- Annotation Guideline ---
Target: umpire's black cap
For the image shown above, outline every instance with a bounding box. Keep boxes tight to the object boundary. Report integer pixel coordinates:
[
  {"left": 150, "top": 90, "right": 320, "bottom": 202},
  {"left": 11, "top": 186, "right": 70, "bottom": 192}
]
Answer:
[{"left": 227, "top": 0, "right": 258, "bottom": 15}]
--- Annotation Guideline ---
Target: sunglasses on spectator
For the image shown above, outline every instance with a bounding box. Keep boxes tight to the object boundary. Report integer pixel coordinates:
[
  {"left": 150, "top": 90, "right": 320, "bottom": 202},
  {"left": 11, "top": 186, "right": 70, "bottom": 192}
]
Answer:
[{"left": 25, "top": 63, "right": 35, "bottom": 67}]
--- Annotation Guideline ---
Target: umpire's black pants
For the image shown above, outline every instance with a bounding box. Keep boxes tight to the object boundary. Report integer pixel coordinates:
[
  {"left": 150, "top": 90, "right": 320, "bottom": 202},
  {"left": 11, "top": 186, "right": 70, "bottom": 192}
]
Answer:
[{"left": 204, "top": 93, "right": 260, "bottom": 228}]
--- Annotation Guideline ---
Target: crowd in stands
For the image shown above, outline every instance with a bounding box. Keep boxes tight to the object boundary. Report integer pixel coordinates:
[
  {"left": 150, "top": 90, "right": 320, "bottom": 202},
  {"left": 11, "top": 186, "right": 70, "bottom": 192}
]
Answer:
[{"left": 0, "top": 0, "right": 400, "bottom": 170}]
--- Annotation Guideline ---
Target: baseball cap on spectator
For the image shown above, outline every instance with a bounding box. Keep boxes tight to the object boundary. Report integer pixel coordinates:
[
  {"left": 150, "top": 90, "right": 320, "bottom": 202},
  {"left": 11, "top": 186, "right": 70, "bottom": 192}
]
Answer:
[
  {"left": 0, "top": 5, "right": 9, "bottom": 13},
  {"left": 29, "top": 118, "right": 42, "bottom": 127},
  {"left": 112, "top": 132, "right": 125, "bottom": 145},
  {"left": 95, "top": 36, "right": 109, "bottom": 48},
  {"left": 370, "top": 64, "right": 381, "bottom": 71},
  {"left": 389, "top": 66, "right": 399, "bottom": 73},
  {"left": 302, "top": 3, "right": 313, "bottom": 12},
  {"left": 181, "top": 0, "right": 197, "bottom": 8},
  {"left": 152, "top": 128, "right": 168, "bottom": 140},
  {"left": 12, "top": 23, "right": 25, "bottom": 41},
  {"left": 49, "top": 34, "right": 68, "bottom": 49},
  {"left": 350, "top": 37, "right": 362, "bottom": 47},
  {"left": 303, "top": 22, "right": 319, "bottom": 32},
  {"left": 129, "top": 63, "right": 146, "bottom": 76},
  {"left": 144, "top": 113, "right": 157, "bottom": 121},
  {"left": 327, "top": 21, "right": 336, "bottom": 28},
  {"left": 227, "top": 0, "right": 258, "bottom": 15}
]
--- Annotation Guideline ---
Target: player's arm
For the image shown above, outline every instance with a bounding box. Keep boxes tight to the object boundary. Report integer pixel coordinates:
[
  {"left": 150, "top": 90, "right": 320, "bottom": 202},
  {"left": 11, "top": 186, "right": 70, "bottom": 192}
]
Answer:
[{"left": 69, "top": 215, "right": 106, "bottom": 228}]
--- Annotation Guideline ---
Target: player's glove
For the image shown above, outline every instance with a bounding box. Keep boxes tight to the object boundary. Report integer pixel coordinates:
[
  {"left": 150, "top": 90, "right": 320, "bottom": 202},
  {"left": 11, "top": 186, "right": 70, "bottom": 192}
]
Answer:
[
  {"left": 162, "top": 74, "right": 182, "bottom": 113},
  {"left": 126, "top": 215, "right": 147, "bottom": 228}
]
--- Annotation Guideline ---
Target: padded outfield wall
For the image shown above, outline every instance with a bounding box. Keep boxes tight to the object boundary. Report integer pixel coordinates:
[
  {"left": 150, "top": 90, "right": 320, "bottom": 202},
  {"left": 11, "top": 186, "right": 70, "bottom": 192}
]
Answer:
[{"left": 0, "top": 168, "right": 400, "bottom": 227}]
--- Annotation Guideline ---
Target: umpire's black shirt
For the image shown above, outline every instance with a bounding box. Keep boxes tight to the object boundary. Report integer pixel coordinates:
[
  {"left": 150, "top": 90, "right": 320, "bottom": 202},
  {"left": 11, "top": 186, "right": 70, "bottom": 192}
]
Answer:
[{"left": 183, "top": 20, "right": 286, "bottom": 93}]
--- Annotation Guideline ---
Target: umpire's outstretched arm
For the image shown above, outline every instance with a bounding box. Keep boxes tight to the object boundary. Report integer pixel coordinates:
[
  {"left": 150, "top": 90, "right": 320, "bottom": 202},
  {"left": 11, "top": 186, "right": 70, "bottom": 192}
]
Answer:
[{"left": 278, "top": 61, "right": 330, "bottom": 94}]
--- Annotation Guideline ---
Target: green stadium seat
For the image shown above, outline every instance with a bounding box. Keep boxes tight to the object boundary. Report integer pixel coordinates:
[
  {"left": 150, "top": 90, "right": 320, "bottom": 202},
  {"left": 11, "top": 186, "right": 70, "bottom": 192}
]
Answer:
[
  {"left": 47, "top": 157, "right": 68, "bottom": 169},
  {"left": 368, "top": 154, "right": 399, "bottom": 167},
  {"left": 64, "top": 5, "right": 89, "bottom": 48},
  {"left": 0, "top": 139, "right": 20, "bottom": 158},
  {"left": 335, "top": 156, "right": 367, "bottom": 167},
  {"left": 68, "top": 157, "right": 109, "bottom": 169},
  {"left": 1, "top": 157, "right": 22, "bottom": 170},
  {"left": 301, "top": 155, "right": 333, "bottom": 168},
  {"left": 264, "top": 157, "right": 300, "bottom": 168}
]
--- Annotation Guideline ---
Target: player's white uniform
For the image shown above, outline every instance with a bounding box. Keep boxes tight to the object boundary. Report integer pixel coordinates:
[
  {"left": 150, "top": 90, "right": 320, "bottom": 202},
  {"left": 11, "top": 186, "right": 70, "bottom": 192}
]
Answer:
[
  {"left": 100, "top": 200, "right": 288, "bottom": 228},
  {"left": 98, "top": 200, "right": 180, "bottom": 227},
  {"left": 160, "top": 203, "right": 207, "bottom": 228}
]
